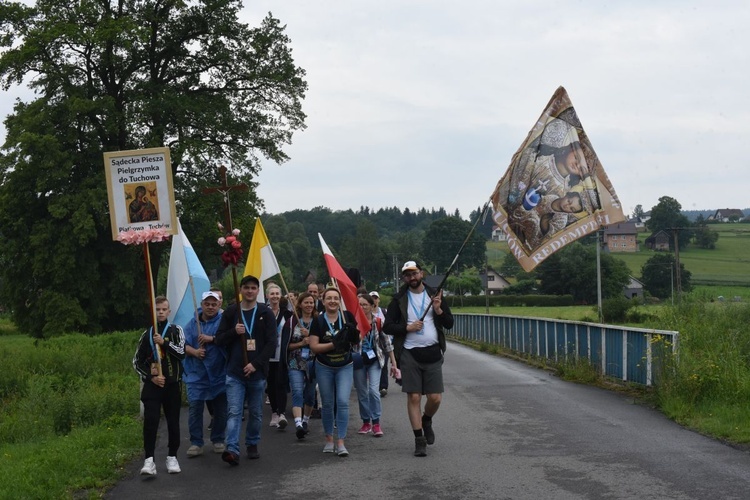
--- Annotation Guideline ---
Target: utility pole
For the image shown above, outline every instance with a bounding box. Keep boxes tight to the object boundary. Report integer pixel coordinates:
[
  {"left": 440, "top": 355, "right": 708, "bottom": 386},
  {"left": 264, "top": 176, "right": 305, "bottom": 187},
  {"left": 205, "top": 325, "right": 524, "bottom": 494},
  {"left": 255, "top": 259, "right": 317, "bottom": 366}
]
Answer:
[{"left": 672, "top": 228, "right": 682, "bottom": 301}]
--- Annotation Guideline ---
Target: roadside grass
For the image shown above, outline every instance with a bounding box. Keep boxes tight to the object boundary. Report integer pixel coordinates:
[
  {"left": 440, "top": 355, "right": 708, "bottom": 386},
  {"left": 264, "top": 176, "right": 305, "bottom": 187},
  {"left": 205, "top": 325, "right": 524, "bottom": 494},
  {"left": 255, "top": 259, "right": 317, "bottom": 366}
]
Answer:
[
  {"left": 0, "top": 331, "right": 142, "bottom": 498},
  {"left": 4, "top": 290, "right": 750, "bottom": 496}
]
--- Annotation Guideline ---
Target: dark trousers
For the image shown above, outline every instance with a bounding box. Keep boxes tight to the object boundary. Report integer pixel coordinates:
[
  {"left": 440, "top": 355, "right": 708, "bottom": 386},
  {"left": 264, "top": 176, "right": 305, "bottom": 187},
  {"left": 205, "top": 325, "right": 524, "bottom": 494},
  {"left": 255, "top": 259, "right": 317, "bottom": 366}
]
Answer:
[
  {"left": 380, "top": 355, "right": 389, "bottom": 391},
  {"left": 141, "top": 380, "right": 182, "bottom": 458},
  {"left": 266, "top": 362, "right": 288, "bottom": 415}
]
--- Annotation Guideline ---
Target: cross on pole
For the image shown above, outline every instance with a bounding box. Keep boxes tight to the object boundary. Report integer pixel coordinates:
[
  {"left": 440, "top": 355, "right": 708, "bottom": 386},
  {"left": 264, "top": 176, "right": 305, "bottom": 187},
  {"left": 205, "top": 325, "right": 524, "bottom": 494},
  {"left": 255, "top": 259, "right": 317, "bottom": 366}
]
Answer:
[
  {"left": 202, "top": 165, "right": 249, "bottom": 364},
  {"left": 202, "top": 165, "right": 248, "bottom": 239}
]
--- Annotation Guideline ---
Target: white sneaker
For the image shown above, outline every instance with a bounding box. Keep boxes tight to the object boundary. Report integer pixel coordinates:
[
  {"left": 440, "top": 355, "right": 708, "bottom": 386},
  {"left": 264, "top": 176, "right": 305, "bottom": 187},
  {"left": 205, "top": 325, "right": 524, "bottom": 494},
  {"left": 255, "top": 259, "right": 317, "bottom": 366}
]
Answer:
[
  {"left": 270, "top": 413, "right": 279, "bottom": 427},
  {"left": 140, "top": 457, "right": 156, "bottom": 476},
  {"left": 186, "top": 444, "right": 203, "bottom": 457},
  {"left": 277, "top": 413, "right": 288, "bottom": 429},
  {"left": 212, "top": 442, "right": 226, "bottom": 454},
  {"left": 166, "top": 456, "right": 181, "bottom": 474}
]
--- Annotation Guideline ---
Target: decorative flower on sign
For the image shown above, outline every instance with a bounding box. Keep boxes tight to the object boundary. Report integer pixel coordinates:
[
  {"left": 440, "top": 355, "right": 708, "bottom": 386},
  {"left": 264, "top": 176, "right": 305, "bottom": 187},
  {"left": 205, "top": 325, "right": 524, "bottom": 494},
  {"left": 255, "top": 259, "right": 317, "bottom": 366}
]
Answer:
[
  {"left": 117, "top": 228, "right": 171, "bottom": 245},
  {"left": 217, "top": 222, "right": 243, "bottom": 267}
]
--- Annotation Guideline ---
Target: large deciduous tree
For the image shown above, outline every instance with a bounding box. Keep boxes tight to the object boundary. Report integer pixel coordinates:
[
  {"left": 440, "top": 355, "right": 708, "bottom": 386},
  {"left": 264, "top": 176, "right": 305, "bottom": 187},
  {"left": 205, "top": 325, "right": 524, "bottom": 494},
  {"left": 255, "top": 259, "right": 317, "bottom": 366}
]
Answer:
[
  {"left": 535, "top": 243, "right": 631, "bottom": 303},
  {"left": 640, "top": 253, "right": 692, "bottom": 299},
  {"left": 645, "top": 196, "right": 692, "bottom": 250},
  {"left": 0, "top": 0, "right": 307, "bottom": 336}
]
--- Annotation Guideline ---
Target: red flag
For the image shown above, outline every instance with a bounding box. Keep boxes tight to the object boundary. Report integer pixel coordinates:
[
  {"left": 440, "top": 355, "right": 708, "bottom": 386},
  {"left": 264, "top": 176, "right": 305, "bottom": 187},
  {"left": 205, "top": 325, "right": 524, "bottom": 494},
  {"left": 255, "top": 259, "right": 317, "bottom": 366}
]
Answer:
[{"left": 318, "top": 233, "right": 370, "bottom": 338}]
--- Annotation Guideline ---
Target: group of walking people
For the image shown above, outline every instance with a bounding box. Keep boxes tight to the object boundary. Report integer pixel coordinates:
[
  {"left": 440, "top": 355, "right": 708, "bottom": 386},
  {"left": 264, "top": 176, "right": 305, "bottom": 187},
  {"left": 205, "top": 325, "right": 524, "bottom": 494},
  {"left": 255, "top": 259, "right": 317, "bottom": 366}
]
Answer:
[{"left": 132, "top": 259, "right": 453, "bottom": 476}]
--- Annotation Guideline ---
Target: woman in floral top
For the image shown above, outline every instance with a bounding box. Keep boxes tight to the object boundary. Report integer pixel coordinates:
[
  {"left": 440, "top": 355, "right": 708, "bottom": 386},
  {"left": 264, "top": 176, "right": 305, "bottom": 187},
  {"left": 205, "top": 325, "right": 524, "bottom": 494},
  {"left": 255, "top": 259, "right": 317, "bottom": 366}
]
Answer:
[{"left": 286, "top": 291, "right": 317, "bottom": 439}]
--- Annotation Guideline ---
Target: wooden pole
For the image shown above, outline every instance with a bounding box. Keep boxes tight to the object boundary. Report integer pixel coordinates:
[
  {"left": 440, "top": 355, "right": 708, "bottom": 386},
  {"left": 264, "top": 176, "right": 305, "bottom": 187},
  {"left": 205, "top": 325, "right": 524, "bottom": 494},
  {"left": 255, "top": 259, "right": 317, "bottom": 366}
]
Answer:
[{"left": 143, "top": 242, "right": 163, "bottom": 377}]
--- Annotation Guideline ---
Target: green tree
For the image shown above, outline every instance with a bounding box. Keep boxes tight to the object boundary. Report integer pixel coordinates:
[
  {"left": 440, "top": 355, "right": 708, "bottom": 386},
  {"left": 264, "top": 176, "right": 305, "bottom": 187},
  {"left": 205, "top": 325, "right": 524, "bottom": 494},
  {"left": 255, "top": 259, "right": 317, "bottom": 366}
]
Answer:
[
  {"left": 500, "top": 252, "right": 523, "bottom": 278},
  {"left": 0, "top": 1, "right": 307, "bottom": 335},
  {"left": 445, "top": 267, "right": 483, "bottom": 296},
  {"left": 632, "top": 204, "right": 645, "bottom": 220},
  {"left": 535, "top": 243, "right": 630, "bottom": 303},
  {"left": 422, "top": 217, "right": 486, "bottom": 273},
  {"left": 693, "top": 225, "right": 719, "bottom": 250},
  {"left": 640, "top": 253, "right": 692, "bottom": 299},
  {"left": 339, "top": 219, "right": 387, "bottom": 287},
  {"left": 645, "top": 196, "right": 692, "bottom": 250}
]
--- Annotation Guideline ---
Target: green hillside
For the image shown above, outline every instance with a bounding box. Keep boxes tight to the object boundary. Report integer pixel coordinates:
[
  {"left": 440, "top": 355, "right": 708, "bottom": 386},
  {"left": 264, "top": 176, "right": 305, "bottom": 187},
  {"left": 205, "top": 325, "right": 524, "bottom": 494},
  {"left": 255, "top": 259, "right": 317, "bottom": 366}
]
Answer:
[{"left": 488, "top": 224, "right": 750, "bottom": 287}]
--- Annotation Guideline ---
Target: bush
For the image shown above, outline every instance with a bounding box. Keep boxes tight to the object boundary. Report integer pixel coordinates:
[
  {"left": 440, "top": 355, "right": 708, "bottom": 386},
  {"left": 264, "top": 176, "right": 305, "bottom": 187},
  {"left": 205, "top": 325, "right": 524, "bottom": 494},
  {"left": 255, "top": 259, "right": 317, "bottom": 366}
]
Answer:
[{"left": 600, "top": 296, "right": 634, "bottom": 323}]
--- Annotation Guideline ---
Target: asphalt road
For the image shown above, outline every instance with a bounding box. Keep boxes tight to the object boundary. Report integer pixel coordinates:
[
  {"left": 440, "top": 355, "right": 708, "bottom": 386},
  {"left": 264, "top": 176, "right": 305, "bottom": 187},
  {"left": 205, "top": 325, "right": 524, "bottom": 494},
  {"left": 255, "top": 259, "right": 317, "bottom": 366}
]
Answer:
[{"left": 107, "top": 342, "right": 750, "bottom": 499}]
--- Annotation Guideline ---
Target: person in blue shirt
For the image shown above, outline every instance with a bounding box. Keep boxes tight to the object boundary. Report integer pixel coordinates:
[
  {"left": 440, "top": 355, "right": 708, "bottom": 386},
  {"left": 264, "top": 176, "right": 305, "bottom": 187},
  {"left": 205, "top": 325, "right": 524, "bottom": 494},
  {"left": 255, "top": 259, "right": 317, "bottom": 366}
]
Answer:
[{"left": 183, "top": 290, "right": 227, "bottom": 457}]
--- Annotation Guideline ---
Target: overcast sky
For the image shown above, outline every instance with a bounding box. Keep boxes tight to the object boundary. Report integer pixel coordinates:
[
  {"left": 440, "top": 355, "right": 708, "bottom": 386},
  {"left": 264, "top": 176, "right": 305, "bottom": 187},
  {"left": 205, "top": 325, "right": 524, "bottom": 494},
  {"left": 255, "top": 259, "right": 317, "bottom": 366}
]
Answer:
[{"left": 2, "top": 1, "right": 748, "bottom": 220}]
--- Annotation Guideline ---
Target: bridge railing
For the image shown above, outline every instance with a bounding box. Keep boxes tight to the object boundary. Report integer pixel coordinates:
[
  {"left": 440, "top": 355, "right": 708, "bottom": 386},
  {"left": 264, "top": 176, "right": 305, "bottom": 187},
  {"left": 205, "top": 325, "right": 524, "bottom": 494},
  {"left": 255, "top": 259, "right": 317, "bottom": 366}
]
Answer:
[{"left": 450, "top": 313, "right": 679, "bottom": 386}]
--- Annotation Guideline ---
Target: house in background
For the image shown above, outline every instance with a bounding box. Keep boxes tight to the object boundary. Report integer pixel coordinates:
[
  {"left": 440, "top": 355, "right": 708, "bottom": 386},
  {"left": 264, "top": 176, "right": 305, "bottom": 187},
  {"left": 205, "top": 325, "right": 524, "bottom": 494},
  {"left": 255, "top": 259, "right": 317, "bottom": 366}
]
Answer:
[
  {"left": 602, "top": 222, "right": 639, "bottom": 252},
  {"left": 479, "top": 267, "right": 511, "bottom": 295},
  {"left": 711, "top": 208, "right": 745, "bottom": 222},
  {"left": 623, "top": 276, "right": 644, "bottom": 300},
  {"left": 645, "top": 230, "right": 671, "bottom": 251},
  {"left": 491, "top": 225, "right": 507, "bottom": 242}
]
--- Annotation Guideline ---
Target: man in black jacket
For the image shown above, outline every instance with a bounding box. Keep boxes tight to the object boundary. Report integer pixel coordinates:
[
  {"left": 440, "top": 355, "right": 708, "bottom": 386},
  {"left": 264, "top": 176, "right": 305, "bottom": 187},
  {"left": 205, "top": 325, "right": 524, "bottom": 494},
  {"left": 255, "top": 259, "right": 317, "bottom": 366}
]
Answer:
[
  {"left": 383, "top": 261, "right": 453, "bottom": 457},
  {"left": 214, "top": 275, "right": 277, "bottom": 465}
]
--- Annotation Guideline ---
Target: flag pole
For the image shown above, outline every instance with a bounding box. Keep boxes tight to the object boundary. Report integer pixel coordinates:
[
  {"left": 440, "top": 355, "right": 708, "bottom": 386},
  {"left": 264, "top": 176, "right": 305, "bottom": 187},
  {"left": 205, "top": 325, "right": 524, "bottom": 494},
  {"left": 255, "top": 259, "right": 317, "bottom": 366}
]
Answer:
[
  {"left": 188, "top": 275, "right": 204, "bottom": 342},
  {"left": 274, "top": 267, "right": 301, "bottom": 324},
  {"left": 420, "top": 198, "right": 492, "bottom": 321},
  {"left": 143, "top": 242, "right": 163, "bottom": 377}
]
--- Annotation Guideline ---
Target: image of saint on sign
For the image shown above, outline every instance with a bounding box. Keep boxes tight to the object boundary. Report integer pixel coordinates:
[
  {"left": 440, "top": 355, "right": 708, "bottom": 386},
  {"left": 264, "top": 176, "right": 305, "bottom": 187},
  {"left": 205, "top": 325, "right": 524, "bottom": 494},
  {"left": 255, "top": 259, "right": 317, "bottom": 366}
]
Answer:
[{"left": 127, "top": 184, "right": 159, "bottom": 223}]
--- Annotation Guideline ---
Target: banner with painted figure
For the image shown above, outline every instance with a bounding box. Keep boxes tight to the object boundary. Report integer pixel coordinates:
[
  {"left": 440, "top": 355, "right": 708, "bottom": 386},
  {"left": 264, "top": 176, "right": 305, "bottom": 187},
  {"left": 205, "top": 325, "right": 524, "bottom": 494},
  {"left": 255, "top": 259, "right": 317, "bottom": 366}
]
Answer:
[{"left": 490, "top": 87, "right": 625, "bottom": 271}]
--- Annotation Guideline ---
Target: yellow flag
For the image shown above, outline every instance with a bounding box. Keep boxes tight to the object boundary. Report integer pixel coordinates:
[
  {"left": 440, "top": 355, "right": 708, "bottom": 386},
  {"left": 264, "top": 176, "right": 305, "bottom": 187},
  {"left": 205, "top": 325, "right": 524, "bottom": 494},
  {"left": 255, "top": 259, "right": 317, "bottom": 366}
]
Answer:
[{"left": 243, "top": 219, "right": 281, "bottom": 303}]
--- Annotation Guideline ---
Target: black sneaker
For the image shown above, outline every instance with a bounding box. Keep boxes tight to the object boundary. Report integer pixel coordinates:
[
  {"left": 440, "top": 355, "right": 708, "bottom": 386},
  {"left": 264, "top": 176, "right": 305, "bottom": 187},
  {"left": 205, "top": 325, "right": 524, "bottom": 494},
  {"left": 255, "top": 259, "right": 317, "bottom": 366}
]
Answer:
[
  {"left": 302, "top": 421, "right": 309, "bottom": 434},
  {"left": 414, "top": 436, "right": 427, "bottom": 457},
  {"left": 296, "top": 425, "right": 305, "bottom": 440},
  {"left": 246, "top": 444, "right": 260, "bottom": 459},
  {"left": 422, "top": 417, "right": 435, "bottom": 445},
  {"left": 222, "top": 451, "right": 239, "bottom": 466}
]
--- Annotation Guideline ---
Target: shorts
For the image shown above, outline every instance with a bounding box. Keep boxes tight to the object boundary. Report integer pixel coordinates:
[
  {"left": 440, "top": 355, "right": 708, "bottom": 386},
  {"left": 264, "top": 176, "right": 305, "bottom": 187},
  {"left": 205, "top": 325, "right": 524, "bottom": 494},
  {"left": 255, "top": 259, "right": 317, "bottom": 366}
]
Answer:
[{"left": 399, "top": 348, "right": 444, "bottom": 394}]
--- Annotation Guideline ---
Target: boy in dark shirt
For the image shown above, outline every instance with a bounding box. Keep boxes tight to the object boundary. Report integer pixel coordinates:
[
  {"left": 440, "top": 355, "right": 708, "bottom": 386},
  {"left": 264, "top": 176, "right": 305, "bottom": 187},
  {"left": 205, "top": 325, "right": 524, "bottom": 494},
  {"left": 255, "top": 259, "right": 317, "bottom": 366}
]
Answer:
[{"left": 133, "top": 296, "right": 186, "bottom": 475}]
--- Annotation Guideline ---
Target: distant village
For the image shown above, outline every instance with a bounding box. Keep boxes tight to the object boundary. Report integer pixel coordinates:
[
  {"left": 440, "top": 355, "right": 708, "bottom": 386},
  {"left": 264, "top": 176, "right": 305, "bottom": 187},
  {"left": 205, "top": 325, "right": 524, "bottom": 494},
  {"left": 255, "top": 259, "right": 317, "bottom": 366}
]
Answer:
[{"left": 491, "top": 208, "right": 748, "bottom": 253}]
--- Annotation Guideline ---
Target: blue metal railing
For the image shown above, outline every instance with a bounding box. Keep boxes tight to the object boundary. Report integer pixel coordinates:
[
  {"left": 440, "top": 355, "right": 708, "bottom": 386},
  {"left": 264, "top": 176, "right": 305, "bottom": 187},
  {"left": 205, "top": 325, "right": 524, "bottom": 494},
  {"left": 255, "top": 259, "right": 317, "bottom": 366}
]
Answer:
[{"left": 450, "top": 313, "right": 679, "bottom": 386}]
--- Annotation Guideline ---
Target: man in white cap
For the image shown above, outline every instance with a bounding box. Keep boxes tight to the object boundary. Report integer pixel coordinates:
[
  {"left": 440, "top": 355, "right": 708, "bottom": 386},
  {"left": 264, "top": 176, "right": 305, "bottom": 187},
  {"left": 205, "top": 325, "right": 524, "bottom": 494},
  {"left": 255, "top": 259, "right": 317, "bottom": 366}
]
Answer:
[
  {"left": 182, "top": 290, "right": 228, "bottom": 457},
  {"left": 383, "top": 260, "right": 453, "bottom": 457}
]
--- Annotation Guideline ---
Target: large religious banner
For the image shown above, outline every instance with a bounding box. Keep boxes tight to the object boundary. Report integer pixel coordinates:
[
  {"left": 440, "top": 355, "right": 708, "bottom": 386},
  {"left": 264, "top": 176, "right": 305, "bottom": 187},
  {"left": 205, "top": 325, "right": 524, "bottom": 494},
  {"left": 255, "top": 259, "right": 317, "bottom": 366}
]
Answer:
[
  {"left": 491, "top": 87, "right": 625, "bottom": 271},
  {"left": 103, "top": 147, "right": 178, "bottom": 240}
]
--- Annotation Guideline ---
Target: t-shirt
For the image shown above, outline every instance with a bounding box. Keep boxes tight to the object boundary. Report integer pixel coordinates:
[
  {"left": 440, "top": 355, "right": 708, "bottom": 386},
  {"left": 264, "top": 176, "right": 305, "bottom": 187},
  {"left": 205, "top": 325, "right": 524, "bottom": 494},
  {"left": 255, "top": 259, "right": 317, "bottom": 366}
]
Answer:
[
  {"left": 311, "top": 310, "right": 354, "bottom": 367},
  {"left": 403, "top": 289, "right": 439, "bottom": 349}
]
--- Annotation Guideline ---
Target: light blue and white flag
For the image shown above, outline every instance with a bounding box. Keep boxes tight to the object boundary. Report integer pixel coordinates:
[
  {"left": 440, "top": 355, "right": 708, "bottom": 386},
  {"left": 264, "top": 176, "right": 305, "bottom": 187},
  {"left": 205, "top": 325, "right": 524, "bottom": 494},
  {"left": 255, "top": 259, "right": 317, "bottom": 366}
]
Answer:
[{"left": 167, "top": 219, "right": 210, "bottom": 327}]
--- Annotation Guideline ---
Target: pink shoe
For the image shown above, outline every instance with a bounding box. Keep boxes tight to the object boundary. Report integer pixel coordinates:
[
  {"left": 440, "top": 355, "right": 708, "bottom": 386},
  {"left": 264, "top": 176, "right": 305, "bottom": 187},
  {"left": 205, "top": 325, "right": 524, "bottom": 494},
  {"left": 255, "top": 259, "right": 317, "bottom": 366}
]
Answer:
[
  {"left": 372, "top": 424, "right": 384, "bottom": 437},
  {"left": 358, "top": 422, "right": 372, "bottom": 434}
]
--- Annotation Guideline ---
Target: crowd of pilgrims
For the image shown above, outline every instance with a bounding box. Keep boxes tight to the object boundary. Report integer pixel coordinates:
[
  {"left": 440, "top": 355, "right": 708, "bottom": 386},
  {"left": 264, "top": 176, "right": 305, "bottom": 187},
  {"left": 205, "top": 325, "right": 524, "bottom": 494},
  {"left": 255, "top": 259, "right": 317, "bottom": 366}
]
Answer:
[{"left": 133, "top": 279, "right": 398, "bottom": 475}]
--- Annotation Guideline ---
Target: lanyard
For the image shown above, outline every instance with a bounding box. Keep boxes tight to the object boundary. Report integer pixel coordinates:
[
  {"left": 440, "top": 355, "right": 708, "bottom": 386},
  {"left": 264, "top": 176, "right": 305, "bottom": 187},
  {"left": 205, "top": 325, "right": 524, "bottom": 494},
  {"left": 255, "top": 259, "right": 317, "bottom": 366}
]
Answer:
[
  {"left": 324, "top": 311, "right": 343, "bottom": 335},
  {"left": 149, "top": 322, "right": 170, "bottom": 358},
  {"left": 408, "top": 290, "right": 427, "bottom": 320},
  {"left": 240, "top": 307, "right": 258, "bottom": 339}
]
